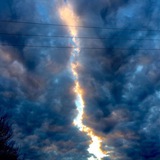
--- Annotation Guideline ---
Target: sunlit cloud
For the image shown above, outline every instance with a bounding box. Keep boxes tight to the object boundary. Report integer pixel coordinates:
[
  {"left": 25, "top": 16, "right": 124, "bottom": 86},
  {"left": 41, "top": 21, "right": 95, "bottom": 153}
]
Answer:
[{"left": 58, "top": 2, "right": 108, "bottom": 159}]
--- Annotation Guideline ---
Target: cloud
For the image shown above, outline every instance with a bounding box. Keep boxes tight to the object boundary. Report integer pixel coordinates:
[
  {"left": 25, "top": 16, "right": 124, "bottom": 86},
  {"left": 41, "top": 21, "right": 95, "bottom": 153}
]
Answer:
[
  {"left": 68, "top": 0, "right": 160, "bottom": 159},
  {"left": 0, "top": 0, "right": 160, "bottom": 160}
]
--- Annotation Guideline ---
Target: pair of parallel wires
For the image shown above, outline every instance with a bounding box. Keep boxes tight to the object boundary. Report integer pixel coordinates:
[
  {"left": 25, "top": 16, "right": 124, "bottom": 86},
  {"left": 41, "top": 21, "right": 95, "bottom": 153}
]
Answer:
[{"left": 0, "top": 20, "right": 160, "bottom": 50}]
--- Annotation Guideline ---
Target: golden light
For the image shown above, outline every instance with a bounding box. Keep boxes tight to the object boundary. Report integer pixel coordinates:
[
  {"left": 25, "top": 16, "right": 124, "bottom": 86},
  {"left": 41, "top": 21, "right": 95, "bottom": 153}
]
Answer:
[
  {"left": 58, "top": 2, "right": 107, "bottom": 160},
  {"left": 58, "top": 3, "right": 79, "bottom": 36}
]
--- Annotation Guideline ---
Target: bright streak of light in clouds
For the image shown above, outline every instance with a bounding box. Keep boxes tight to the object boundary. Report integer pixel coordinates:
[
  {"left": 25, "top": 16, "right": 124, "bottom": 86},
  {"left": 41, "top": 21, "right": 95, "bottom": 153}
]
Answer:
[{"left": 58, "top": 2, "right": 108, "bottom": 159}]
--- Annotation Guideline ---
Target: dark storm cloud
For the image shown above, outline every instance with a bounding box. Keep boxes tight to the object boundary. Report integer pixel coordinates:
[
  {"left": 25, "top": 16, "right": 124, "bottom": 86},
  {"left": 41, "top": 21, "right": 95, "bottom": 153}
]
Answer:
[
  {"left": 68, "top": 0, "right": 160, "bottom": 159},
  {"left": 0, "top": 0, "right": 90, "bottom": 159},
  {"left": 1, "top": 0, "right": 160, "bottom": 160}
]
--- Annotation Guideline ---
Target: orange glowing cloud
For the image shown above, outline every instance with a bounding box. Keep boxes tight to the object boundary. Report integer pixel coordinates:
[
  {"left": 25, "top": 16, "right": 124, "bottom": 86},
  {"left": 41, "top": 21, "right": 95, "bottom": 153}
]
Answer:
[
  {"left": 58, "top": 2, "right": 108, "bottom": 160},
  {"left": 58, "top": 4, "right": 79, "bottom": 36}
]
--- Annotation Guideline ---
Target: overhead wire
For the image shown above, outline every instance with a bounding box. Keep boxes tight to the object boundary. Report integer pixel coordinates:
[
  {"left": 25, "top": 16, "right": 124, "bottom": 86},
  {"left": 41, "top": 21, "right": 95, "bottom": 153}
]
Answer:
[
  {"left": 0, "top": 20, "right": 160, "bottom": 50},
  {"left": 0, "top": 20, "right": 160, "bottom": 32},
  {"left": 0, "top": 32, "right": 159, "bottom": 41},
  {"left": 1, "top": 43, "right": 160, "bottom": 50}
]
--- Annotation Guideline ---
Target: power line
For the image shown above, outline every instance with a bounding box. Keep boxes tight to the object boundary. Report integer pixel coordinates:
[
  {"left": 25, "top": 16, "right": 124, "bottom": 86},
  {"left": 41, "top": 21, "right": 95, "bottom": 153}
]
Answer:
[
  {"left": 1, "top": 43, "right": 160, "bottom": 51},
  {"left": 0, "top": 20, "right": 159, "bottom": 32},
  {"left": 0, "top": 32, "right": 159, "bottom": 41}
]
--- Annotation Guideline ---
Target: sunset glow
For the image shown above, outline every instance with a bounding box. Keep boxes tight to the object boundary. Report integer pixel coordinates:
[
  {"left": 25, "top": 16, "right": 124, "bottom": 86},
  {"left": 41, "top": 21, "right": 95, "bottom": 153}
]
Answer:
[{"left": 59, "top": 2, "right": 107, "bottom": 160}]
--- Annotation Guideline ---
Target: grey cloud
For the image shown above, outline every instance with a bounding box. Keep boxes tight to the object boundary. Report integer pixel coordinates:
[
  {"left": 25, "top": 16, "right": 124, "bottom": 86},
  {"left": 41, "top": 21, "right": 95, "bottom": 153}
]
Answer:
[
  {"left": 1, "top": 0, "right": 160, "bottom": 160},
  {"left": 70, "top": 0, "right": 160, "bottom": 159}
]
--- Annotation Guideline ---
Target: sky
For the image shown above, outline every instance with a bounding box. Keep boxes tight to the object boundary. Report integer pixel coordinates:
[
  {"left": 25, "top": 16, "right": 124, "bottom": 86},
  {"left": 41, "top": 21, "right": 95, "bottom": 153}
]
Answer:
[{"left": 0, "top": 0, "right": 160, "bottom": 160}]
